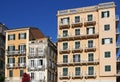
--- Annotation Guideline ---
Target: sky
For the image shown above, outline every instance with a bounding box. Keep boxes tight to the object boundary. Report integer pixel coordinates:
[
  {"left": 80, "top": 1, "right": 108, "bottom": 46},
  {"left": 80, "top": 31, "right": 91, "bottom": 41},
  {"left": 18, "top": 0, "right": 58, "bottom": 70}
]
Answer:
[{"left": 0, "top": 0, "right": 120, "bottom": 42}]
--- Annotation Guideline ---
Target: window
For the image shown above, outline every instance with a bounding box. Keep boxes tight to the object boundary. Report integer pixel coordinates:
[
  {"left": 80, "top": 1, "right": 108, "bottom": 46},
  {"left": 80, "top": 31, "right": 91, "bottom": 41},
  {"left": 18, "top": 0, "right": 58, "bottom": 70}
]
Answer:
[
  {"left": 75, "top": 29, "right": 80, "bottom": 35},
  {"left": 9, "top": 70, "right": 13, "bottom": 77},
  {"left": 75, "top": 16, "right": 80, "bottom": 23},
  {"left": 88, "top": 66, "right": 94, "bottom": 75},
  {"left": 88, "top": 53, "right": 94, "bottom": 61},
  {"left": 8, "top": 58, "right": 15, "bottom": 63},
  {"left": 18, "top": 45, "right": 26, "bottom": 53},
  {"left": 88, "top": 40, "right": 93, "bottom": 48},
  {"left": 102, "top": 38, "right": 113, "bottom": 44},
  {"left": 20, "top": 70, "right": 23, "bottom": 77},
  {"left": 63, "top": 68, "right": 68, "bottom": 76},
  {"left": 63, "top": 55, "right": 68, "bottom": 63},
  {"left": 104, "top": 51, "right": 111, "bottom": 58},
  {"left": 87, "top": 14, "right": 93, "bottom": 21},
  {"left": 105, "top": 65, "right": 111, "bottom": 72},
  {"left": 87, "top": 27, "right": 95, "bottom": 34},
  {"left": 31, "top": 60, "right": 34, "bottom": 67},
  {"left": 18, "top": 57, "right": 26, "bottom": 63},
  {"left": 38, "top": 60, "right": 43, "bottom": 66},
  {"left": 19, "top": 33, "right": 26, "bottom": 39},
  {"left": 75, "top": 67, "right": 80, "bottom": 75},
  {"left": 63, "top": 30, "right": 68, "bottom": 37},
  {"left": 102, "top": 11, "right": 110, "bottom": 18},
  {"left": 73, "top": 54, "right": 80, "bottom": 62},
  {"left": 75, "top": 41, "right": 80, "bottom": 49},
  {"left": 38, "top": 45, "right": 44, "bottom": 55},
  {"left": 8, "top": 45, "right": 15, "bottom": 51},
  {"left": 8, "top": 34, "right": 15, "bottom": 40},
  {"left": 63, "top": 42, "right": 68, "bottom": 50},
  {"left": 61, "top": 17, "right": 69, "bottom": 25},
  {"left": 104, "top": 24, "right": 110, "bottom": 31},
  {"left": 0, "top": 61, "right": 3, "bottom": 69},
  {"left": 31, "top": 73, "right": 34, "bottom": 79},
  {"left": 29, "top": 47, "right": 35, "bottom": 56}
]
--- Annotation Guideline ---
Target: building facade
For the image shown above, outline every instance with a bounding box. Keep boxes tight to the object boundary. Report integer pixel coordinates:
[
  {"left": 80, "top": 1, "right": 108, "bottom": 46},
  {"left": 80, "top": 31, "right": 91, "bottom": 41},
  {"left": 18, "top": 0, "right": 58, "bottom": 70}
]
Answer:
[
  {"left": 28, "top": 38, "right": 57, "bottom": 82},
  {"left": 0, "top": 23, "right": 7, "bottom": 77},
  {"left": 5, "top": 27, "right": 47, "bottom": 82},
  {"left": 57, "top": 2, "right": 119, "bottom": 82}
]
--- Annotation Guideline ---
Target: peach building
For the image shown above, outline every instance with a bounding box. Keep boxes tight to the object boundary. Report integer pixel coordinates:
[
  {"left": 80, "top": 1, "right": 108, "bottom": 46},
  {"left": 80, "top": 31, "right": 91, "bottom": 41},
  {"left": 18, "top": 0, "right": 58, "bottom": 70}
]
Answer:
[
  {"left": 57, "top": 2, "right": 119, "bottom": 82},
  {"left": 5, "top": 27, "right": 52, "bottom": 82}
]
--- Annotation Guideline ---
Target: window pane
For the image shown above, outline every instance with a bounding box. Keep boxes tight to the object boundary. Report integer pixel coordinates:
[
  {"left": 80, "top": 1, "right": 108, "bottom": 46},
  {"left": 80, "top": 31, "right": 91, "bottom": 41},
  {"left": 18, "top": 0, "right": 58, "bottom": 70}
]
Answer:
[
  {"left": 75, "top": 67, "right": 80, "bottom": 75},
  {"left": 87, "top": 15, "right": 93, "bottom": 21},
  {"left": 63, "top": 55, "right": 68, "bottom": 63},
  {"left": 75, "top": 41, "right": 80, "bottom": 49},
  {"left": 88, "top": 53, "right": 94, "bottom": 61},
  {"left": 63, "top": 68, "right": 68, "bottom": 76},
  {"left": 75, "top": 29, "right": 80, "bottom": 35},
  {"left": 88, "top": 67, "right": 94, "bottom": 75},
  {"left": 63, "top": 43, "right": 68, "bottom": 50},
  {"left": 75, "top": 16, "right": 80, "bottom": 23},
  {"left": 105, "top": 65, "right": 111, "bottom": 71},
  {"left": 105, "top": 51, "right": 110, "bottom": 58},
  {"left": 63, "top": 30, "right": 68, "bottom": 37}
]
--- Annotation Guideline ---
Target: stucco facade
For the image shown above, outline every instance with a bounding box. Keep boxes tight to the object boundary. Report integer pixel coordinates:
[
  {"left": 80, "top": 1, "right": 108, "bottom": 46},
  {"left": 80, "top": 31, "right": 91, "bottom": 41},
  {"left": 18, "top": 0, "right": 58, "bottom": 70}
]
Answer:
[{"left": 57, "top": 2, "right": 119, "bottom": 82}]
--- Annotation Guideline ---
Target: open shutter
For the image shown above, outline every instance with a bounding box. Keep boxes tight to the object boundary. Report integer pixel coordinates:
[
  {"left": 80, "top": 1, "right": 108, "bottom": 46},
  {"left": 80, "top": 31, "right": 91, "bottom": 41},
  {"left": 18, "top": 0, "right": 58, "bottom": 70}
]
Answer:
[
  {"left": 13, "top": 34, "right": 15, "bottom": 40},
  {"left": 8, "top": 58, "right": 9, "bottom": 63},
  {"left": 107, "top": 11, "right": 109, "bottom": 17},
  {"left": 18, "top": 33, "right": 20, "bottom": 39},
  {"left": 24, "top": 33, "right": 26, "bottom": 39},
  {"left": 13, "top": 58, "right": 15, "bottom": 63},
  {"left": 18, "top": 58, "right": 20, "bottom": 63},
  {"left": 8, "top": 35, "right": 10, "bottom": 40}
]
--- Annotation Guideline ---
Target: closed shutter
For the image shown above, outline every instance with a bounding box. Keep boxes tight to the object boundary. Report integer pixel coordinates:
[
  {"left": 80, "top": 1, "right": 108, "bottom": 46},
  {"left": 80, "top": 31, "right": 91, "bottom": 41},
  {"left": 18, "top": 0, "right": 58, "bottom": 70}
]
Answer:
[
  {"left": 8, "top": 35, "right": 10, "bottom": 40},
  {"left": 107, "top": 11, "right": 110, "bottom": 17},
  {"left": 18, "top": 33, "right": 20, "bottom": 39},
  {"left": 13, "top": 34, "right": 15, "bottom": 40}
]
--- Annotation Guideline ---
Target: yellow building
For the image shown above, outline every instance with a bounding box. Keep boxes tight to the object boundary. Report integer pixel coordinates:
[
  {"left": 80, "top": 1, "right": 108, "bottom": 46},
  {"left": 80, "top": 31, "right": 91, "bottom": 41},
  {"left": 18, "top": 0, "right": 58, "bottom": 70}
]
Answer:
[
  {"left": 5, "top": 27, "right": 45, "bottom": 82},
  {"left": 57, "top": 2, "right": 119, "bottom": 82}
]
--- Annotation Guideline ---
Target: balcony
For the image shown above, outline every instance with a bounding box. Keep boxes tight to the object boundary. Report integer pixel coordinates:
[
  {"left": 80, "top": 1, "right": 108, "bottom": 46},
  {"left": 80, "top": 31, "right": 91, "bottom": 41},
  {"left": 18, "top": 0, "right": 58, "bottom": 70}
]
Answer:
[
  {"left": 117, "top": 70, "right": 120, "bottom": 76},
  {"left": 86, "top": 59, "right": 99, "bottom": 65},
  {"left": 72, "top": 20, "right": 83, "bottom": 28},
  {"left": 7, "top": 50, "right": 26, "bottom": 56},
  {"left": 59, "top": 72, "right": 70, "bottom": 79},
  {"left": 28, "top": 65, "right": 45, "bottom": 71},
  {"left": 57, "top": 61, "right": 69, "bottom": 66},
  {"left": 86, "top": 33, "right": 99, "bottom": 39},
  {"left": 28, "top": 54, "right": 45, "bottom": 59},
  {"left": 59, "top": 22, "right": 70, "bottom": 29},
  {"left": 72, "top": 34, "right": 86, "bottom": 40},
  {"left": 72, "top": 46, "right": 83, "bottom": 53},
  {"left": 6, "top": 63, "right": 26, "bottom": 69},
  {"left": 84, "top": 18, "right": 96, "bottom": 26},
  {"left": 69, "top": 59, "right": 83, "bottom": 66},
  {"left": 85, "top": 71, "right": 96, "bottom": 78},
  {"left": 58, "top": 34, "right": 71, "bottom": 41},
  {"left": 85, "top": 45, "right": 96, "bottom": 52},
  {"left": 72, "top": 72, "right": 83, "bottom": 79},
  {"left": 59, "top": 48, "right": 70, "bottom": 54}
]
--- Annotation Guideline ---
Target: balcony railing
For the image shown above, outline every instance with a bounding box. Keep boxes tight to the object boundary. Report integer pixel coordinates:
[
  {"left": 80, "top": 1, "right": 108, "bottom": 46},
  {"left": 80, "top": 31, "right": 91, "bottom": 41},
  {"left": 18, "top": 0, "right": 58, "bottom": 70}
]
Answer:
[
  {"left": 59, "top": 72, "right": 70, "bottom": 79},
  {"left": 7, "top": 50, "right": 26, "bottom": 56},
  {"left": 59, "top": 22, "right": 70, "bottom": 29},
  {"left": 72, "top": 20, "right": 83, "bottom": 28},
  {"left": 58, "top": 34, "right": 71, "bottom": 41},
  {"left": 59, "top": 48, "right": 70, "bottom": 54},
  {"left": 28, "top": 53, "right": 45, "bottom": 58},
  {"left": 85, "top": 71, "right": 96, "bottom": 78},
  {"left": 86, "top": 59, "right": 99, "bottom": 64},
  {"left": 117, "top": 70, "right": 120, "bottom": 76},
  {"left": 86, "top": 33, "right": 99, "bottom": 39},
  {"left": 72, "top": 72, "right": 83, "bottom": 79},
  {"left": 28, "top": 65, "right": 45, "bottom": 71},
  {"left": 85, "top": 45, "right": 96, "bottom": 52},
  {"left": 84, "top": 18, "right": 96, "bottom": 26},
  {"left": 6, "top": 63, "right": 26, "bottom": 69},
  {"left": 57, "top": 61, "right": 69, "bottom": 66},
  {"left": 72, "top": 46, "right": 83, "bottom": 53}
]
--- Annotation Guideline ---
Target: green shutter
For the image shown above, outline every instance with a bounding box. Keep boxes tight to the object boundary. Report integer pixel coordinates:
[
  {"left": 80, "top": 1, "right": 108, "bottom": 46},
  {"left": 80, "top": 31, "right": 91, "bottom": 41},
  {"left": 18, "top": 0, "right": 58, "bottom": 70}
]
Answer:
[
  {"left": 8, "top": 35, "right": 10, "bottom": 40},
  {"left": 13, "top": 46, "right": 15, "bottom": 50},
  {"left": 18, "top": 58, "right": 20, "bottom": 63},
  {"left": 102, "top": 39, "right": 104, "bottom": 44},
  {"left": 102, "top": 12, "right": 104, "bottom": 18},
  {"left": 18, "top": 45, "right": 20, "bottom": 51},
  {"left": 107, "top": 11, "right": 109, "bottom": 17},
  {"left": 8, "top": 46, "right": 10, "bottom": 51},
  {"left": 13, "top": 34, "right": 15, "bottom": 40},
  {"left": 8, "top": 58, "right": 9, "bottom": 63},
  {"left": 18, "top": 33, "right": 20, "bottom": 39},
  {"left": 24, "top": 33, "right": 26, "bottom": 39},
  {"left": 110, "top": 38, "right": 113, "bottom": 43},
  {"left": 24, "top": 45, "right": 26, "bottom": 51},
  {"left": 13, "top": 58, "right": 15, "bottom": 63}
]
